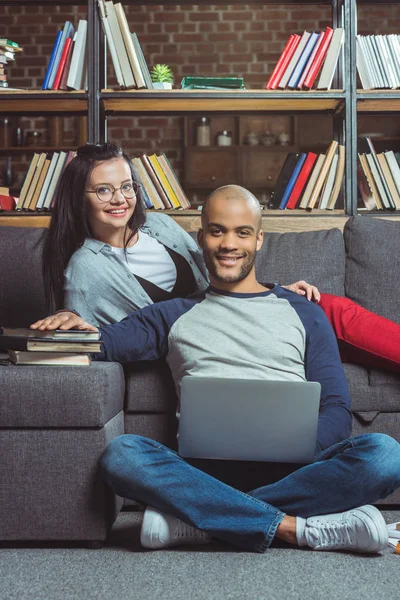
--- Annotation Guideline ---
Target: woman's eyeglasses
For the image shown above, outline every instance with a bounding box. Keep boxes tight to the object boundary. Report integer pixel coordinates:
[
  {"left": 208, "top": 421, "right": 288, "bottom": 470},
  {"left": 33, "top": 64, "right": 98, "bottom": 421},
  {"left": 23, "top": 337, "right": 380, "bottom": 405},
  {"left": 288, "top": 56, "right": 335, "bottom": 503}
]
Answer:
[{"left": 86, "top": 181, "right": 140, "bottom": 203}]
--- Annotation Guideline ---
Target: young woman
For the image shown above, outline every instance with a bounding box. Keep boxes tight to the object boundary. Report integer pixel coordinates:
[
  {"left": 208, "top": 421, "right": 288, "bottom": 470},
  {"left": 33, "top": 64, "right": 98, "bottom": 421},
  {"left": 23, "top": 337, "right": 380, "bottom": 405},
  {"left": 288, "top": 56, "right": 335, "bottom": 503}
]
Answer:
[{"left": 42, "top": 143, "right": 319, "bottom": 327}]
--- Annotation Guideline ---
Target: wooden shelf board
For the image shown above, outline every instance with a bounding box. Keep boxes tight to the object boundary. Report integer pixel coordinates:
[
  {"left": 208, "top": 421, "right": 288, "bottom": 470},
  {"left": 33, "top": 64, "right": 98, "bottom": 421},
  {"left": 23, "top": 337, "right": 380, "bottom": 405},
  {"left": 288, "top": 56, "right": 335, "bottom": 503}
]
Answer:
[
  {"left": 0, "top": 147, "right": 75, "bottom": 153},
  {"left": 0, "top": 91, "right": 87, "bottom": 113},
  {"left": 357, "top": 91, "right": 400, "bottom": 112},
  {"left": 102, "top": 90, "right": 345, "bottom": 114}
]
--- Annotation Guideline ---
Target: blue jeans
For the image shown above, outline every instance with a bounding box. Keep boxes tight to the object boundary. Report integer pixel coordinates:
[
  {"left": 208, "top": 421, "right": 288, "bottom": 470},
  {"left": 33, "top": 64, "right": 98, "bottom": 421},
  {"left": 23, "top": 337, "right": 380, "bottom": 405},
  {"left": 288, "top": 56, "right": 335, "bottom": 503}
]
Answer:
[{"left": 100, "top": 433, "right": 400, "bottom": 553}]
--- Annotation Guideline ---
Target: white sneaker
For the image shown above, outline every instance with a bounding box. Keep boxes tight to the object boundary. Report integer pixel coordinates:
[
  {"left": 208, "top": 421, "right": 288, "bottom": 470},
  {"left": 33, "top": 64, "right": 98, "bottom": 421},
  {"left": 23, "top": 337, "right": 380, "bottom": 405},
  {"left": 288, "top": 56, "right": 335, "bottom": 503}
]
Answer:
[
  {"left": 140, "top": 506, "right": 210, "bottom": 549},
  {"left": 297, "top": 505, "right": 388, "bottom": 553}
]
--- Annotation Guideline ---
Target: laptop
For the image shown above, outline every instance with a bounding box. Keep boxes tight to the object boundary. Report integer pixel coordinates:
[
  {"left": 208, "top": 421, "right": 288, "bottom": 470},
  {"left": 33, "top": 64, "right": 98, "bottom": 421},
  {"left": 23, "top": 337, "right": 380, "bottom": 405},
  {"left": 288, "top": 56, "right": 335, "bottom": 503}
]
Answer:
[{"left": 178, "top": 377, "right": 321, "bottom": 464}]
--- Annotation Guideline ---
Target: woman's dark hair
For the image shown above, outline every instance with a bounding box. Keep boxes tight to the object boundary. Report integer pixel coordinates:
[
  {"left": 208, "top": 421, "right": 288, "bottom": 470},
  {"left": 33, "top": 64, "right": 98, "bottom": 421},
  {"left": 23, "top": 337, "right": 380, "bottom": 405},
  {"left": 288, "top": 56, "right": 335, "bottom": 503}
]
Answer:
[{"left": 42, "top": 142, "right": 146, "bottom": 311}]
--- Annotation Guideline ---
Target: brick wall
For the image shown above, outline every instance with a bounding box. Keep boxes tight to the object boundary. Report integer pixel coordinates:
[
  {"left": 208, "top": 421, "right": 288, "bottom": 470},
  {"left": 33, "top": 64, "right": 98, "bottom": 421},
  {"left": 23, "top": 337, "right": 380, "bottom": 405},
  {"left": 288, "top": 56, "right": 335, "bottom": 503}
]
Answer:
[{"left": 0, "top": 3, "right": 399, "bottom": 191}]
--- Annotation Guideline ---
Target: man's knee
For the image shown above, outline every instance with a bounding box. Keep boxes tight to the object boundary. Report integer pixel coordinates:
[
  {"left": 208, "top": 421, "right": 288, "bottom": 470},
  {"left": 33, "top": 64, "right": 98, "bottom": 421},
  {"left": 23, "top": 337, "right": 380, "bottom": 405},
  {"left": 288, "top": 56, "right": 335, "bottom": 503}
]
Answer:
[
  {"left": 357, "top": 433, "right": 400, "bottom": 480},
  {"left": 100, "top": 434, "right": 157, "bottom": 482}
]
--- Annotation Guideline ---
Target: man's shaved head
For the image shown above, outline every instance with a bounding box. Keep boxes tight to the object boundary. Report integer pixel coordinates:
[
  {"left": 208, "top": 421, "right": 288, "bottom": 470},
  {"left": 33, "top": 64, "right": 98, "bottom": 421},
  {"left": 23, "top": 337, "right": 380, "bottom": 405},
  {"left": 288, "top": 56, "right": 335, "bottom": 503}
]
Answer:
[{"left": 202, "top": 185, "right": 262, "bottom": 231}]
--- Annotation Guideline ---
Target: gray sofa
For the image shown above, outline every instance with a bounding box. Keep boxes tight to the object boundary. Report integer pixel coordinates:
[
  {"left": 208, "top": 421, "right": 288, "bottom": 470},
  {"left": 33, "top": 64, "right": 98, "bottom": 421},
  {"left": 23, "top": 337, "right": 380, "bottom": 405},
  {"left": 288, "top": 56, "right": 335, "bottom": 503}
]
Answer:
[{"left": 0, "top": 215, "right": 399, "bottom": 542}]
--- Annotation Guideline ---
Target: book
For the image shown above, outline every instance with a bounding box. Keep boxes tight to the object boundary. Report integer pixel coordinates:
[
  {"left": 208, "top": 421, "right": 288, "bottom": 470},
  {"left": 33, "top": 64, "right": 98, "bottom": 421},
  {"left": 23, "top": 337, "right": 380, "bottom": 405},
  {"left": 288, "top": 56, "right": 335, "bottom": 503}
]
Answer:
[
  {"left": 157, "top": 153, "right": 191, "bottom": 209},
  {"left": 58, "top": 38, "right": 75, "bottom": 91},
  {"left": 384, "top": 150, "right": 400, "bottom": 197},
  {"left": 359, "top": 153, "right": 383, "bottom": 210},
  {"left": 52, "top": 36, "right": 72, "bottom": 90},
  {"left": 366, "top": 137, "right": 395, "bottom": 209},
  {"left": 356, "top": 36, "right": 373, "bottom": 90},
  {"left": 148, "top": 154, "right": 181, "bottom": 209},
  {"left": 306, "top": 140, "right": 339, "bottom": 209},
  {"left": 140, "top": 154, "right": 171, "bottom": 208},
  {"left": 278, "top": 31, "right": 311, "bottom": 89},
  {"left": 1, "top": 327, "right": 100, "bottom": 340},
  {"left": 357, "top": 162, "right": 377, "bottom": 210},
  {"left": 114, "top": 2, "right": 145, "bottom": 89},
  {"left": 22, "top": 153, "right": 47, "bottom": 210},
  {"left": 297, "top": 31, "right": 324, "bottom": 89},
  {"left": 181, "top": 76, "right": 245, "bottom": 89},
  {"left": 303, "top": 27, "right": 334, "bottom": 89},
  {"left": 0, "top": 193, "right": 16, "bottom": 211},
  {"left": 132, "top": 157, "right": 164, "bottom": 210},
  {"left": 42, "top": 30, "right": 62, "bottom": 90},
  {"left": 104, "top": 0, "right": 135, "bottom": 89},
  {"left": 8, "top": 350, "right": 91, "bottom": 366},
  {"left": 317, "top": 28, "right": 344, "bottom": 90},
  {"left": 268, "top": 153, "right": 300, "bottom": 209},
  {"left": 0, "top": 336, "right": 102, "bottom": 353},
  {"left": 298, "top": 154, "right": 325, "bottom": 209},
  {"left": 326, "top": 144, "right": 345, "bottom": 210},
  {"left": 366, "top": 153, "right": 391, "bottom": 209},
  {"left": 278, "top": 153, "right": 307, "bottom": 210},
  {"left": 131, "top": 160, "right": 153, "bottom": 209},
  {"left": 28, "top": 157, "right": 51, "bottom": 211},
  {"left": 97, "top": 0, "right": 125, "bottom": 88},
  {"left": 318, "top": 153, "right": 338, "bottom": 209},
  {"left": 131, "top": 33, "right": 153, "bottom": 89},
  {"left": 47, "top": 21, "right": 75, "bottom": 90},
  {"left": 35, "top": 152, "right": 59, "bottom": 210},
  {"left": 41, "top": 151, "right": 68, "bottom": 210},
  {"left": 377, "top": 153, "right": 400, "bottom": 209},
  {"left": 287, "top": 31, "right": 319, "bottom": 89},
  {"left": 15, "top": 153, "right": 40, "bottom": 210},
  {"left": 265, "top": 34, "right": 300, "bottom": 90},
  {"left": 286, "top": 152, "right": 317, "bottom": 209},
  {"left": 67, "top": 20, "right": 87, "bottom": 90}
]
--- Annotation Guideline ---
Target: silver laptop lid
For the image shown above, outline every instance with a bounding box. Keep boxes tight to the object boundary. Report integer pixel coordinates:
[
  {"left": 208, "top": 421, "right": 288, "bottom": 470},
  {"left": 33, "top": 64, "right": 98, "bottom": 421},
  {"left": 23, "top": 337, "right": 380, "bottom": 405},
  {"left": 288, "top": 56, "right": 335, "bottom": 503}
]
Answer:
[{"left": 178, "top": 377, "right": 321, "bottom": 463}]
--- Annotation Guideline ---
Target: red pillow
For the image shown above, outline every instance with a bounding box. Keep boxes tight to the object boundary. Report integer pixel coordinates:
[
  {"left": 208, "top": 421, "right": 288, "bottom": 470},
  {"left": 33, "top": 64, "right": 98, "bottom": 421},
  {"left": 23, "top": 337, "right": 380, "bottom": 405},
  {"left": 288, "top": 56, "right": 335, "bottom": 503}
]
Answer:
[{"left": 319, "top": 293, "right": 400, "bottom": 373}]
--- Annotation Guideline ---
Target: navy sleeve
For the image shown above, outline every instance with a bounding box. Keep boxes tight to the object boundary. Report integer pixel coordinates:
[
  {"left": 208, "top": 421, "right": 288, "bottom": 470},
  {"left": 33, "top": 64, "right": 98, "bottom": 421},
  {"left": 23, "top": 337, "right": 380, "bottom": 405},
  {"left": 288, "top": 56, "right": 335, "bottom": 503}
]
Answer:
[{"left": 95, "top": 297, "right": 196, "bottom": 364}]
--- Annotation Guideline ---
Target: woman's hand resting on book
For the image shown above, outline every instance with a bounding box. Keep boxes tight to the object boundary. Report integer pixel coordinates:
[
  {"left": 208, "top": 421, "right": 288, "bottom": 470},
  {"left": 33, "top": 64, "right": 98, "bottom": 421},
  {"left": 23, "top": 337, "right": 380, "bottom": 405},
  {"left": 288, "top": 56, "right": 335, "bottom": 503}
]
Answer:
[
  {"left": 282, "top": 280, "right": 321, "bottom": 303},
  {"left": 30, "top": 312, "right": 99, "bottom": 332}
]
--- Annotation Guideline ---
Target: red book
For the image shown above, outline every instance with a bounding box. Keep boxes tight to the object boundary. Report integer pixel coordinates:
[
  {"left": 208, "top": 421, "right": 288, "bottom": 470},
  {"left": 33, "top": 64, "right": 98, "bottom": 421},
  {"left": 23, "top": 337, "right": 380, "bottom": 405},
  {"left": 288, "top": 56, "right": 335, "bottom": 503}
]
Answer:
[
  {"left": 52, "top": 37, "right": 72, "bottom": 90},
  {"left": 286, "top": 152, "right": 318, "bottom": 209},
  {"left": 265, "top": 35, "right": 295, "bottom": 90},
  {"left": 59, "top": 39, "right": 75, "bottom": 91},
  {"left": 297, "top": 31, "right": 324, "bottom": 89},
  {"left": 303, "top": 27, "right": 334, "bottom": 90},
  {"left": 267, "top": 34, "right": 301, "bottom": 90}
]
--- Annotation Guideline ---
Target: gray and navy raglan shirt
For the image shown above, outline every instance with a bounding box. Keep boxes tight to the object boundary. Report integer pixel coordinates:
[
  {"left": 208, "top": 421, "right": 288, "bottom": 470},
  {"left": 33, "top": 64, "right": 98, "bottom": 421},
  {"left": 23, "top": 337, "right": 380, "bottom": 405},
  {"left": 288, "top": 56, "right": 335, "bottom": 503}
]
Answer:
[{"left": 97, "top": 285, "right": 352, "bottom": 453}]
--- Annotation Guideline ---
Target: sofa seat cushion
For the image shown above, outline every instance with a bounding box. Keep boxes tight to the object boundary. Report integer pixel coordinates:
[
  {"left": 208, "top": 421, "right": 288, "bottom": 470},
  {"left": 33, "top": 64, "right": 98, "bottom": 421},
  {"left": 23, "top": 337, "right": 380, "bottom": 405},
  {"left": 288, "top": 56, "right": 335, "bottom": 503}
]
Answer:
[
  {"left": 344, "top": 217, "right": 400, "bottom": 323},
  {"left": 319, "top": 293, "right": 400, "bottom": 373},
  {"left": 344, "top": 363, "right": 400, "bottom": 412},
  {"left": 124, "top": 360, "right": 177, "bottom": 413},
  {"left": 0, "top": 362, "right": 124, "bottom": 428},
  {"left": 255, "top": 228, "right": 345, "bottom": 295}
]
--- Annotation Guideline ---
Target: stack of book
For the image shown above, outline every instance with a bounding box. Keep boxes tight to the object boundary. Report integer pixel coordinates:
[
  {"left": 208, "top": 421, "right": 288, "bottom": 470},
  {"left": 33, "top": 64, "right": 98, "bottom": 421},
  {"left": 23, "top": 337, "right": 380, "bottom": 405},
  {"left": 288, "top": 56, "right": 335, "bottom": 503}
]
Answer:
[
  {"left": 0, "top": 328, "right": 102, "bottom": 366},
  {"left": 265, "top": 27, "right": 344, "bottom": 91},
  {"left": 358, "top": 137, "right": 400, "bottom": 211},
  {"left": 387, "top": 521, "right": 400, "bottom": 554},
  {"left": 97, "top": 0, "right": 151, "bottom": 89},
  {"left": 15, "top": 151, "right": 76, "bottom": 212},
  {"left": 132, "top": 153, "right": 190, "bottom": 210},
  {"left": 0, "top": 38, "right": 22, "bottom": 90},
  {"left": 357, "top": 34, "right": 400, "bottom": 90},
  {"left": 269, "top": 140, "right": 345, "bottom": 211},
  {"left": 181, "top": 77, "right": 246, "bottom": 91},
  {"left": 42, "top": 20, "right": 87, "bottom": 91}
]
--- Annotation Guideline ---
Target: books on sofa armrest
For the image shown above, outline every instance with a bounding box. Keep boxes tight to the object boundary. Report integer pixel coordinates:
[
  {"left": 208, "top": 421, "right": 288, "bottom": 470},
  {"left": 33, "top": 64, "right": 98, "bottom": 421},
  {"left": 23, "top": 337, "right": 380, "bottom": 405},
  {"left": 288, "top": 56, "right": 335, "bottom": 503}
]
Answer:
[{"left": 0, "top": 327, "right": 100, "bottom": 340}]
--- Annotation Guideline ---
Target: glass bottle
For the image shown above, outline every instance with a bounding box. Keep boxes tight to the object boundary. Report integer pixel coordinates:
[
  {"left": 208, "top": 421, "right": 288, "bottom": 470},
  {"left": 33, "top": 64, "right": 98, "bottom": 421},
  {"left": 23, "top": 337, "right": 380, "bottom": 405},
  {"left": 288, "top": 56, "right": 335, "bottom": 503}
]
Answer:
[{"left": 196, "top": 117, "right": 211, "bottom": 147}]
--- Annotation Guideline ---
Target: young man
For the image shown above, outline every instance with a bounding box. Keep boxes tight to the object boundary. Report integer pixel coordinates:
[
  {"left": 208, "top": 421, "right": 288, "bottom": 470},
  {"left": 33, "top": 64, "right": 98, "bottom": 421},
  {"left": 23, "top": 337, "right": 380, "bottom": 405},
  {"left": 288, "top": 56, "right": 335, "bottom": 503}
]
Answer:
[{"left": 32, "top": 185, "right": 400, "bottom": 554}]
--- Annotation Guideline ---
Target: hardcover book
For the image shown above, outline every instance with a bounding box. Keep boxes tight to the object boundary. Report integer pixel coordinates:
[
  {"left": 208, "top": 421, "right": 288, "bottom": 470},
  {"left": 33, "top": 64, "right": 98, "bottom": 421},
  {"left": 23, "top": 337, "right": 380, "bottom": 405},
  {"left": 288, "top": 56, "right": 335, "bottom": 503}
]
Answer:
[{"left": 268, "top": 153, "right": 300, "bottom": 209}]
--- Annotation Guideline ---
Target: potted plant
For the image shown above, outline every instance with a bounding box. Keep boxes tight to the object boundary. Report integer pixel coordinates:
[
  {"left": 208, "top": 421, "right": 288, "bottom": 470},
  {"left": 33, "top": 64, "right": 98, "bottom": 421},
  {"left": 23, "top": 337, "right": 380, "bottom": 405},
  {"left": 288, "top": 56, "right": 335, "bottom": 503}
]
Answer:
[{"left": 151, "top": 64, "right": 174, "bottom": 90}]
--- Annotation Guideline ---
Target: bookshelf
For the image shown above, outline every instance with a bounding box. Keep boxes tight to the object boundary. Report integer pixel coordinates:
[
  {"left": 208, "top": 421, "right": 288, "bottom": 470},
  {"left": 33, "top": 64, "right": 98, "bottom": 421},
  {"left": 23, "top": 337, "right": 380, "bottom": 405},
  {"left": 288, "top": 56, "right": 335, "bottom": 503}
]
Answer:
[{"left": 1, "top": 0, "right": 400, "bottom": 226}]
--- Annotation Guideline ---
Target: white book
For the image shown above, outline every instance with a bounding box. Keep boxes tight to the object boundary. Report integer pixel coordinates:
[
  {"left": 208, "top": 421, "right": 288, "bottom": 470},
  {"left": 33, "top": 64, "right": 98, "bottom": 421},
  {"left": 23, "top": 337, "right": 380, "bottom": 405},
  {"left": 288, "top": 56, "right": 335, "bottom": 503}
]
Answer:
[
  {"left": 318, "top": 28, "right": 344, "bottom": 90},
  {"left": 319, "top": 153, "right": 338, "bottom": 209},
  {"left": 384, "top": 151, "right": 400, "bottom": 196},
  {"left": 359, "top": 36, "right": 378, "bottom": 89},
  {"left": 380, "top": 35, "right": 399, "bottom": 88},
  {"left": 366, "top": 153, "right": 391, "bottom": 209},
  {"left": 387, "top": 35, "right": 400, "bottom": 87},
  {"left": 278, "top": 31, "right": 311, "bottom": 89},
  {"left": 298, "top": 154, "right": 325, "bottom": 210},
  {"left": 97, "top": 0, "right": 124, "bottom": 88},
  {"left": 36, "top": 152, "right": 59, "bottom": 210},
  {"left": 356, "top": 36, "right": 372, "bottom": 90},
  {"left": 114, "top": 3, "right": 145, "bottom": 89},
  {"left": 104, "top": 0, "right": 135, "bottom": 89},
  {"left": 67, "top": 20, "right": 87, "bottom": 90},
  {"left": 372, "top": 36, "right": 391, "bottom": 88},
  {"left": 42, "top": 151, "right": 68, "bottom": 210}
]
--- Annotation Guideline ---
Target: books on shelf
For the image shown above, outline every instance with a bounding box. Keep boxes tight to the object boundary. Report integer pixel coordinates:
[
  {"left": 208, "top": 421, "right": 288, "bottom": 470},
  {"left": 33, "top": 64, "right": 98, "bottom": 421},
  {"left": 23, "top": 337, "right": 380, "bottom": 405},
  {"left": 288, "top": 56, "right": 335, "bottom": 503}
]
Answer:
[
  {"left": 357, "top": 34, "right": 400, "bottom": 90},
  {"left": 8, "top": 351, "right": 91, "bottom": 366},
  {"left": 181, "top": 76, "right": 245, "bottom": 90},
  {"left": 269, "top": 140, "right": 345, "bottom": 211},
  {"left": 97, "top": 0, "right": 150, "bottom": 89},
  {"left": 42, "top": 20, "right": 87, "bottom": 91},
  {"left": 132, "top": 154, "right": 190, "bottom": 210},
  {"left": 0, "top": 38, "right": 22, "bottom": 89},
  {"left": 357, "top": 141, "right": 400, "bottom": 211},
  {"left": 265, "top": 26, "right": 343, "bottom": 91}
]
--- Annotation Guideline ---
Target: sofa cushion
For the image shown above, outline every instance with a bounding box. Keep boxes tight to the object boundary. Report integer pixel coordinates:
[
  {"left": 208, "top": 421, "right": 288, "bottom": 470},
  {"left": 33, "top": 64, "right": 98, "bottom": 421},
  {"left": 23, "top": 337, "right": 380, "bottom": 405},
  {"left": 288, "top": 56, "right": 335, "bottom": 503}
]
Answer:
[
  {"left": 344, "top": 217, "right": 400, "bottom": 323},
  {"left": 255, "top": 228, "right": 345, "bottom": 295},
  {"left": 344, "top": 363, "right": 400, "bottom": 412},
  {"left": 0, "top": 227, "right": 49, "bottom": 327},
  {"left": 124, "top": 360, "right": 177, "bottom": 413},
  {"left": 319, "top": 293, "right": 400, "bottom": 373},
  {"left": 0, "top": 362, "right": 124, "bottom": 427}
]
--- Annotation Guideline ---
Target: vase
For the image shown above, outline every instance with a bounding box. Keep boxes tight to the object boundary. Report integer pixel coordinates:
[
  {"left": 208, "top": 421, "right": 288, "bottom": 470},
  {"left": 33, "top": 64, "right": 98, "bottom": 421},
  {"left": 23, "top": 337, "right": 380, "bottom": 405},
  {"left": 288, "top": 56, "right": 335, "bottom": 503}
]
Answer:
[{"left": 152, "top": 82, "right": 172, "bottom": 90}]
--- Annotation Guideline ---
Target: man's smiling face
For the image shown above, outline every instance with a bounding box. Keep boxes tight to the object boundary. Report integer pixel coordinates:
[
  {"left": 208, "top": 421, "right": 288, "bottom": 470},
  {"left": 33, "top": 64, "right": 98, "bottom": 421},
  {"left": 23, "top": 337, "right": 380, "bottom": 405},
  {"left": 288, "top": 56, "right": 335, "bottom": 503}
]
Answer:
[{"left": 198, "top": 188, "right": 263, "bottom": 290}]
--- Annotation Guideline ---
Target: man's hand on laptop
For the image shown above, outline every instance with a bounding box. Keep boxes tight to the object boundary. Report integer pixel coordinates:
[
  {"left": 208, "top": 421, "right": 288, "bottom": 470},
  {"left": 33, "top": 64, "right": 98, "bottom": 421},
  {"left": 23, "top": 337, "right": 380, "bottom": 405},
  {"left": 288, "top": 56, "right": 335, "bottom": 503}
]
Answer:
[
  {"left": 283, "top": 280, "right": 320, "bottom": 303},
  {"left": 30, "top": 312, "right": 99, "bottom": 332}
]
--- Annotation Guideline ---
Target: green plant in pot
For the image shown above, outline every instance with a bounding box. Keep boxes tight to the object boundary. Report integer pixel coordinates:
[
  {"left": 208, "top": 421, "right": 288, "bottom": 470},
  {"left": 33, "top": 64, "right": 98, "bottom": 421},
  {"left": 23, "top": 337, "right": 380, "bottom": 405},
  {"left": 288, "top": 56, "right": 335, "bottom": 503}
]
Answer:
[{"left": 151, "top": 64, "right": 174, "bottom": 90}]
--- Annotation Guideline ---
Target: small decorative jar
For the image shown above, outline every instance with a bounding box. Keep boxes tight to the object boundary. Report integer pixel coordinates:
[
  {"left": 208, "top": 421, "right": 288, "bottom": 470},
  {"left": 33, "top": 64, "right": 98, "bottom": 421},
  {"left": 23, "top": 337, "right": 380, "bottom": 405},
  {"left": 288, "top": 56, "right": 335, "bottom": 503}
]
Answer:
[
  {"left": 216, "top": 130, "right": 232, "bottom": 146},
  {"left": 244, "top": 132, "right": 259, "bottom": 146},
  {"left": 260, "top": 130, "right": 276, "bottom": 147},
  {"left": 196, "top": 117, "right": 211, "bottom": 147},
  {"left": 278, "top": 131, "right": 290, "bottom": 147}
]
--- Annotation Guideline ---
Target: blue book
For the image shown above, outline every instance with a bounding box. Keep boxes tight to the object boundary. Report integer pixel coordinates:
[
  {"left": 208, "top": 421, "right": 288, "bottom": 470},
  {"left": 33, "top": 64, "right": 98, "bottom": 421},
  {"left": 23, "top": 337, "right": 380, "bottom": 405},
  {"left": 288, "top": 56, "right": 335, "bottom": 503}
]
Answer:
[
  {"left": 279, "top": 153, "right": 307, "bottom": 210},
  {"left": 47, "top": 21, "right": 75, "bottom": 90},
  {"left": 287, "top": 31, "right": 319, "bottom": 89},
  {"left": 42, "top": 30, "right": 62, "bottom": 90}
]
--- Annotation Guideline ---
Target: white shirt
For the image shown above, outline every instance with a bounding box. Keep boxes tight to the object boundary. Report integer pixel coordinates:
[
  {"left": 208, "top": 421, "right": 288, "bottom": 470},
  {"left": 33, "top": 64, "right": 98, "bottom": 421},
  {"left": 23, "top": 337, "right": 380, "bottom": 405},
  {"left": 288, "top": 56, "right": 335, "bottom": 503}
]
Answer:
[{"left": 111, "top": 231, "right": 177, "bottom": 291}]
